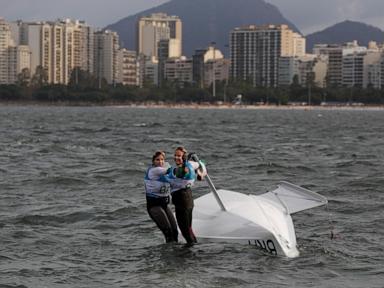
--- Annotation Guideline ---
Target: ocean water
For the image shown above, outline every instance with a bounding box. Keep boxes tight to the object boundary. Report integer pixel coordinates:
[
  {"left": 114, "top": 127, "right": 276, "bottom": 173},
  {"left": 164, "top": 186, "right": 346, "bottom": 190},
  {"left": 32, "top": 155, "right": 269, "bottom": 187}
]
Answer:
[{"left": 0, "top": 105, "right": 383, "bottom": 288}]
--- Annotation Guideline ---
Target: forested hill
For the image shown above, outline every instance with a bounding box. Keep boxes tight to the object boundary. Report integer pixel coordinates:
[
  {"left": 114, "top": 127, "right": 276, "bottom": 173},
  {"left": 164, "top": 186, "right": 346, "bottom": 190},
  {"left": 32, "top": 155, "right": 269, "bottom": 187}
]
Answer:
[
  {"left": 105, "top": 0, "right": 299, "bottom": 56},
  {"left": 306, "top": 20, "right": 384, "bottom": 52}
]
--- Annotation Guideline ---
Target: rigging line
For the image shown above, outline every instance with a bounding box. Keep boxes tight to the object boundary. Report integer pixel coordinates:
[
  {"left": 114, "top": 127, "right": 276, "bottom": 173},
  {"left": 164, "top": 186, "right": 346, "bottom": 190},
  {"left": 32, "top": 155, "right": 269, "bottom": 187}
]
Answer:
[
  {"left": 325, "top": 202, "right": 337, "bottom": 240},
  {"left": 272, "top": 193, "right": 289, "bottom": 214}
]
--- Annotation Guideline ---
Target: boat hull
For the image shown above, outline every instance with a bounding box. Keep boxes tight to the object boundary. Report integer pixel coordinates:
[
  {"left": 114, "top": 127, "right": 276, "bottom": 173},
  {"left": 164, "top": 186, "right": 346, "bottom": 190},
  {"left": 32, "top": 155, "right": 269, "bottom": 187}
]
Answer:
[{"left": 193, "top": 189, "right": 300, "bottom": 258}]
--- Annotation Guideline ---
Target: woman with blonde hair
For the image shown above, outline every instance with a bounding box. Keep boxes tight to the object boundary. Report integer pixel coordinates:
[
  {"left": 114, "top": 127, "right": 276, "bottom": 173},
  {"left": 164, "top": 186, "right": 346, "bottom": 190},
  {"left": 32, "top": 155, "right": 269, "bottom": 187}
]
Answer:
[{"left": 168, "top": 146, "right": 206, "bottom": 245}]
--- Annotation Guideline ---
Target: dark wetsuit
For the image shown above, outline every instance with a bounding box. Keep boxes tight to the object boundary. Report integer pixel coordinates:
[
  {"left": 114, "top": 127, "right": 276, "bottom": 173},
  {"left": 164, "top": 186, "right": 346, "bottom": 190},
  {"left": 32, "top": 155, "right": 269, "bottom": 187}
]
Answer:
[
  {"left": 169, "top": 161, "right": 198, "bottom": 244},
  {"left": 146, "top": 196, "right": 178, "bottom": 243},
  {"left": 144, "top": 166, "right": 178, "bottom": 242},
  {"left": 171, "top": 187, "right": 196, "bottom": 244}
]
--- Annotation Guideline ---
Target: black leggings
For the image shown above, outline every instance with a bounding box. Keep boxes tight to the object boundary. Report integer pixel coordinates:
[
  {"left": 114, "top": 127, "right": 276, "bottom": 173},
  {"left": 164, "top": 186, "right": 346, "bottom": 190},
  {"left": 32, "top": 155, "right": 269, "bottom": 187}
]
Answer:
[
  {"left": 146, "top": 196, "right": 178, "bottom": 243},
  {"left": 171, "top": 188, "right": 197, "bottom": 244}
]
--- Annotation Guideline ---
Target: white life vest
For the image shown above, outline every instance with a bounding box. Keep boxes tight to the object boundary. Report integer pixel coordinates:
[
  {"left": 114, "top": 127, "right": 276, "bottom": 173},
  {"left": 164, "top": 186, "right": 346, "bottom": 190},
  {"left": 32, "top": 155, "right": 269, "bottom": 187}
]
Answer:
[{"left": 144, "top": 166, "right": 171, "bottom": 198}]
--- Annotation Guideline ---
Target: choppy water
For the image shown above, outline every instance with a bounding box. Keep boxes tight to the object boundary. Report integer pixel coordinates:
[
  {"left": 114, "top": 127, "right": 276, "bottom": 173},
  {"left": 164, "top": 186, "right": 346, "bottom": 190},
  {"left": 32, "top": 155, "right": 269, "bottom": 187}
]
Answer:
[{"left": 0, "top": 105, "right": 383, "bottom": 288}]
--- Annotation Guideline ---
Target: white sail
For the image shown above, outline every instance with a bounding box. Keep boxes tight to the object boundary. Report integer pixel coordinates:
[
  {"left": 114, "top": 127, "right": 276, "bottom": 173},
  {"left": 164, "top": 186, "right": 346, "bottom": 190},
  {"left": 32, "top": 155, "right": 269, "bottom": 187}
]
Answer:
[{"left": 258, "top": 181, "right": 328, "bottom": 214}]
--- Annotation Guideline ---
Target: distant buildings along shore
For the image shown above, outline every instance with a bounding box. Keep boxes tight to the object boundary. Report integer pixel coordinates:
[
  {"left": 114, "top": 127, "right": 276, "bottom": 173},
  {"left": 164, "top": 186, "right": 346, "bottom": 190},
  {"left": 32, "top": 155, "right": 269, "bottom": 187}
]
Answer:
[{"left": 1, "top": 14, "right": 384, "bottom": 91}]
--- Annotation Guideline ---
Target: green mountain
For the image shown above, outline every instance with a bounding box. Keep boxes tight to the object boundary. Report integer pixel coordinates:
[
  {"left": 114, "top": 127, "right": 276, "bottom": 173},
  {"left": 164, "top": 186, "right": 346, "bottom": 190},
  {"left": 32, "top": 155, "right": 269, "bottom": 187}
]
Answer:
[
  {"left": 105, "top": 0, "right": 300, "bottom": 56},
  {"left": 306, "top": 20, "right": 384, "bottom": 52}
]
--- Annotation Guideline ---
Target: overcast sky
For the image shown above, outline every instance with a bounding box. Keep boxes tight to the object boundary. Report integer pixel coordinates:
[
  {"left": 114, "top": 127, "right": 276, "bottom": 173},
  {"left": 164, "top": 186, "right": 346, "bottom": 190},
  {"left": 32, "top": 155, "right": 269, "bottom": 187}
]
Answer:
[
  {"left": 2, "top": 0, "right": 384, "bottom": 34},
  {"left": 268, "top": 0, "right": 384, "bottom": 34}
]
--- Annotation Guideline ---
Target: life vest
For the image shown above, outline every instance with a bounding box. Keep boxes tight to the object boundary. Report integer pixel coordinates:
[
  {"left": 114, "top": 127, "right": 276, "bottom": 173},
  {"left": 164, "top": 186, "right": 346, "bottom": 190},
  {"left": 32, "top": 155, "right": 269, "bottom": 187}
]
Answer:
[
  {"left": 144, "top": 166, "right": 171, "bottom": 198},
  {"left": 169, "top": 161, "right": 196, "bottom": 193}
]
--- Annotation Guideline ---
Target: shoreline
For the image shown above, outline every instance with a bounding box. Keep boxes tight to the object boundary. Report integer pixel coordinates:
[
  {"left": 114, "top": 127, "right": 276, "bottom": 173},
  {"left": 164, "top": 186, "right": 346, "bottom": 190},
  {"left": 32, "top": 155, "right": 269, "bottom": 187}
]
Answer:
[
  {"left": 117, "top": 103, "right": 384, "bottom": 111},
  {"left": 1, "top": 101, "right": 384, "bottom": 110}
]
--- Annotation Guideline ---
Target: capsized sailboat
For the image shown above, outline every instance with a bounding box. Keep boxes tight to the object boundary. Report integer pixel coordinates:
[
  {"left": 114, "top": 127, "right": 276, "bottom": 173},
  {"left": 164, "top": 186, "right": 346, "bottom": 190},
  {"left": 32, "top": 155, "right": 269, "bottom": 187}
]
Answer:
[{"left": 193, "top": 175, "right": 328, "bottom": 258}]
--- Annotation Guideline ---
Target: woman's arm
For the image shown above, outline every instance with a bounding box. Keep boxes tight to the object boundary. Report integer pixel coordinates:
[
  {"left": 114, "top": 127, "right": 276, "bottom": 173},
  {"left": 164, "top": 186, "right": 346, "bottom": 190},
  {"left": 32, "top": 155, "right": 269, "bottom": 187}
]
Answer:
[
  {"left": 188, "top": 160, "right": 207, "bottom": 180},
  {"left": 148, "top": 162, "right": 171, "bottom": 178},
  {"left": 188, "top": 160, "right": 200, "bottom": 170}
]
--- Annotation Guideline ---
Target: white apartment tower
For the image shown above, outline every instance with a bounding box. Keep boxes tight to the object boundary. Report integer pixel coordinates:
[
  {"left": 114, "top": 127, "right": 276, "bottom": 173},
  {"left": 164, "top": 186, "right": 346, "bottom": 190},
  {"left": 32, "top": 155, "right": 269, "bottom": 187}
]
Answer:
[
  {"left": 138, "top": 56, "right": 159, "bottom": 87},
  {"left": 342, "top": 51, "right": 382, "bottom": 88},
  {"left": 10, "top": 19, "right": 94, "bottom": 84},
  {"left": 157, "top": 38, "right": 182, "bottom": 85},
  {"left": 202, "top": 47, "right": 229, "bottom": 88},
  {"left": 313, "top": 41, "right": 366, "bottom": 87},
  {"left": 62, "top": 19, "right": 82, "bottom": 84},
  {"left": 230, "top": 24, "right": 301, "bottom": 87},
  {"left": 293, "top": 32, "right": 306, "bottom": 56},
  {"left": 297, "top": 54, "right": 328, "bottom": 88},
  {"left": 0, "top": 18, "right": 31, "bottom": 84},
  {"left": 117, "top": 49, "right": 139, "bottom": 86},
  {"left": 50, "top": 19, "right": 95, "bottom": 84},
  {"left": 278, "top": 57, "right": 300, "bottom": 86},
  {"left": 94, "top": 30, "right": 119, "bottom": 85},
  {"left": 8, "top": 45, "right": 31, "bottom": 84},
  {"left": 163, "top": 56, "right": 193, "bottom": 87},
  {"left": 16, "top": 22, "right": 52, "bottom": 81},
  {"left": 192, "top": 46, "right": 225, "bottom": 88},
  {"left": 79, "top": 23, "right": 94, "bottom": 75},
  {"left": 137, "top": 13, "right": 182, "bottom": 59},
  {"left": 0, "top": 18, "right": 12, "bottom": 84},
  {"left": 51, "top": 23, "right": 64, "bottom": 84}
]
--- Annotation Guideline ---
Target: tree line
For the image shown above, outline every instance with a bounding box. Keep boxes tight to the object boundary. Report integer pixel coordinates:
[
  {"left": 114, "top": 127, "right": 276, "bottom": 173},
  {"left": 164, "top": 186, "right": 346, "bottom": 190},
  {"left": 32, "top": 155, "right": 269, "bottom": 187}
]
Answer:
[{"left": 1, "top": 67, "right": 384, "bottom": 105}]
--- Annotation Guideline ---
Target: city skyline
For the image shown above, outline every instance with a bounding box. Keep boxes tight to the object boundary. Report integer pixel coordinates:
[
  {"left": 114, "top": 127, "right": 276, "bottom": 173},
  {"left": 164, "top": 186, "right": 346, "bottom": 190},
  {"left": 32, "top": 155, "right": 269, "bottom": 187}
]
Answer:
[{"left": 2, "top": 0, "right": 384, "bottom": 35}]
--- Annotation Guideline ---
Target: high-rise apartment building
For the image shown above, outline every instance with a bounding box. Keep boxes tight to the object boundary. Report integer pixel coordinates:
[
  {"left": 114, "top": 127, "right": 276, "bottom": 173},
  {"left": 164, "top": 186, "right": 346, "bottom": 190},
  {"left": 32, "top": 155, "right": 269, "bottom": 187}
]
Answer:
[
  {"left": 367, "top": 62, "right": 381, "bottom": 89},
  {"left": 192, "top": 46, "right": 224, "bottom": 88},
  {"left": 313, "top": 44, "right": 343, "bottom": 87},
  {"left": 79, "top": 23, "right": 94, "bottom": 75},
  {"left": 49, "top": 19, "right": 95, "bottom": 84},
  {"left": 278, "top": 57, "right": 300, "bottom": 86},
  {"left": 0, "top": 18, "right": 12, "bottom": 84},
  {"left": 62, "top": 20, "right": 95, "bottom": 80},
  {"left": 94, "top": 30, "right": 119, "bottom": 85},
  {"left": 230, "top": 24, "right": 302, "bottom": 87},
  {"left": 297, "top": 54, "right": 328, "bottom": 88},
  {"left": 342, "top": 51, "right": 382, "bottom": 88},
  {"left": 157, "top": 38, "right": 182, "bottom": 86},
  {"left": 137, "top": 13, "right": 182, "bottom": 59},
  {"left": 313, "top": 41, "right": 366, "bottom": 87},
  {"left": 1, "top": 18, "right": 31, "bottom": 84},
  {"left": 157, "top": 38, "right": 182, "bottom": 60},
  {"left": 9, "top": 19, "right": 94, "bottom": 84},
  {"left": 8, "top": 45, "right": 31, "bottom": 84},
  {"left": 16, "top": 22, "right": 52, "bottom": 81},
  {"left": 137, "top": 55, "right": 159, "bottom": 87},
  {"left": 163, "top": 56, "right": 193, "bottom": 87},
  {"left": 117, "top": 49, "right": 139, "bottom": 86},
  {"left": 293, "top": 32, "right": 306, "bottom": 56},
  {"left": 51, "top": 23, "right": 64, "bottom": 84},
  {"left": 278, "top": 55, "right": 327, "bottom": 88}
]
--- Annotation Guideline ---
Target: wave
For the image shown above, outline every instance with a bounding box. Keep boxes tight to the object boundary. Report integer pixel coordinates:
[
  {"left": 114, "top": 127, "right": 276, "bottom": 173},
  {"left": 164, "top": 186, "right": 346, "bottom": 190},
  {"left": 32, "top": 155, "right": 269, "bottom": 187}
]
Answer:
[
  {"left": 2, "top": 106, "right": 383, "bottom": 287},
  {"left": 0, "top": 285, "right": 28, "bottom": 288},
  {"left": 149, "top": 122, "right": 164, "bottom": 127},
  {"left": 39, "top": 176, "right": 90, "bottom": 186},
  {"left": 133, "top": 123, "right": 147, "bottom": 127},
  {"left": 16, "top": 211, "right": 94, "bottom": 227},
  {"left": 97, "top": 127, "right": 112, "bottom": 132}
]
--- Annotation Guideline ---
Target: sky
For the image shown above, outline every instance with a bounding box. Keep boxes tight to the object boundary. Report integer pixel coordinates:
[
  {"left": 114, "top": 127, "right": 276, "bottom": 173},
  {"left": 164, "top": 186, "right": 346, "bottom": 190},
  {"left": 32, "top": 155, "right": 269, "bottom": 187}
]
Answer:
[{"left": 1, "top": 0, "right": 384, "bottom": 34}]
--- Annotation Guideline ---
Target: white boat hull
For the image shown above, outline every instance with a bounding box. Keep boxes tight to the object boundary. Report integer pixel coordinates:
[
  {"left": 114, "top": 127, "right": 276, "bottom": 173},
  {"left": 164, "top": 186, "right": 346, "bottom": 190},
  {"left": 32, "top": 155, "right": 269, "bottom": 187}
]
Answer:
[{"left": 193, "top": 182, "right": 327, "bottom": 258}]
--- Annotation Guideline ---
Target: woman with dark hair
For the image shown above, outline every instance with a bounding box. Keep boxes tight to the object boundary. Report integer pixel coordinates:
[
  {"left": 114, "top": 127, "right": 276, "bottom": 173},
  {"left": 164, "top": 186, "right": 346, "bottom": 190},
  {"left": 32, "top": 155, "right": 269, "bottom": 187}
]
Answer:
[
  {"left": 144, "top": 151, "right": 178, "bottom": 243},
  {"left": 169, "top": 146, "right": 206, "bottom": 245}
]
